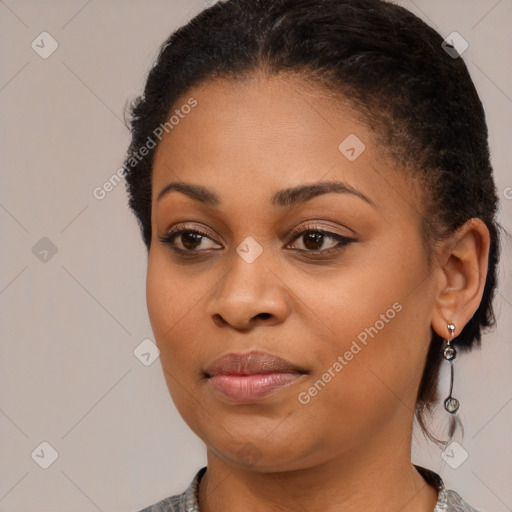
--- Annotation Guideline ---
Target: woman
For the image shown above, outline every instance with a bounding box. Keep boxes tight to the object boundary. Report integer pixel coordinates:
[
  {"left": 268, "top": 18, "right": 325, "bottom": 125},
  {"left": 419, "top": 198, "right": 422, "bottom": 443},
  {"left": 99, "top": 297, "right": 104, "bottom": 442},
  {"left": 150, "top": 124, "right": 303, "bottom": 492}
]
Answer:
[{"left": 123, "top": 0, "right": 500, "bottom": 510}]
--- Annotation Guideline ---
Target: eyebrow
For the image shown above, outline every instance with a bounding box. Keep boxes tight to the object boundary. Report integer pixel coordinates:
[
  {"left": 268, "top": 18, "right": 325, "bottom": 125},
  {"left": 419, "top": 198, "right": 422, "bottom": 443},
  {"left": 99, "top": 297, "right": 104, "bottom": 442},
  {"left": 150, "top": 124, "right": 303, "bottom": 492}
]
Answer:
[{"left": 156, "top": 180, "right": 375, "bottom": 208}]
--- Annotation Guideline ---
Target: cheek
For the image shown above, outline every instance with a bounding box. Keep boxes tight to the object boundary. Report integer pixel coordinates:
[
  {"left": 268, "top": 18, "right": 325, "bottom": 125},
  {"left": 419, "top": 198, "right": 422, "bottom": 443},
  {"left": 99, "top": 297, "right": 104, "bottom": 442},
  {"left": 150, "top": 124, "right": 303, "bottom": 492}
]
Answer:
[
  {"left": 146, "top": 251, "right": 201, "bottom": 339},
  {"left": 146, "top": 266, "right": 174, "bottom": 338},
  {"left": 146, "top": 258, "right": 205, "bottom": 422},
  {"left": 288, "top": 305, "right": 421, "bottom": 461},
  {"left": 146, "top": 254, "right": 198, "bottom": 380},
  {"left": 288, "top": 238, "right": 430, "bottom": 419}
]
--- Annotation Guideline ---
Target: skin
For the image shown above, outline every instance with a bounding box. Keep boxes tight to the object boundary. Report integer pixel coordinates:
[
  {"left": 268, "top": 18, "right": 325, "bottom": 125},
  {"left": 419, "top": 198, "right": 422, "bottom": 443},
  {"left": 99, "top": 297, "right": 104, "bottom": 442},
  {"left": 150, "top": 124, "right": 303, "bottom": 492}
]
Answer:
[{"left": 146, "top": 73, "right": 490, "bottom": 512}]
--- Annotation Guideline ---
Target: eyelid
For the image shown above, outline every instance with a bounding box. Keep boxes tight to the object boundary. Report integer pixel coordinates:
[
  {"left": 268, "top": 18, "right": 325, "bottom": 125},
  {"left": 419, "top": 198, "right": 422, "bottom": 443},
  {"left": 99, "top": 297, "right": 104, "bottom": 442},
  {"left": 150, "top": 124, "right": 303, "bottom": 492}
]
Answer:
[
  {"left": 286, "top": 221, "right": 355, "bottom": 240},
  {"left": 161, "top": 220, "right": 354, "bottom": 243},
  {"left": 163, "top": 222, "right": 221, "bottom": 242}
]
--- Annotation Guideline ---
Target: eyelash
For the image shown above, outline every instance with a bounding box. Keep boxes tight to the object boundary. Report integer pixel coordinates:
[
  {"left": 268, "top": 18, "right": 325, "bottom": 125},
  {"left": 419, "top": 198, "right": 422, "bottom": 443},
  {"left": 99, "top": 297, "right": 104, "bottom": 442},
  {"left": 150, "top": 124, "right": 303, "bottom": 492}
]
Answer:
[{"left": 158, "top": 223, "right": 356, "bottom": 258}]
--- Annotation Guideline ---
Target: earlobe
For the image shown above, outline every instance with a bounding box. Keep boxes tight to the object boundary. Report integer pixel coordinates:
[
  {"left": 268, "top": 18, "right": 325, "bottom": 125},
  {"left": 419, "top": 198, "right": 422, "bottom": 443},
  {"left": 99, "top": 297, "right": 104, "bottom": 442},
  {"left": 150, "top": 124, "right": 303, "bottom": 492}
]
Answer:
[{"left": 431, "top": 218, "right": 490, "bottom": 339}]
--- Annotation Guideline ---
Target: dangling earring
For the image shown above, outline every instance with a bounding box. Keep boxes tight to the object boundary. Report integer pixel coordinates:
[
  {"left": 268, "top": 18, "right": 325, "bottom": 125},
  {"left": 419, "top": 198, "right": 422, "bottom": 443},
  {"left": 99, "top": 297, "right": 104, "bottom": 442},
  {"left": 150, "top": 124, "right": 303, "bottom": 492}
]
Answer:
[
  {"left": 442, "top": 322, "right": 459, "bottom": 414},
  {"left": 442, "top": 322, "right": 462, "bottom": 440}
]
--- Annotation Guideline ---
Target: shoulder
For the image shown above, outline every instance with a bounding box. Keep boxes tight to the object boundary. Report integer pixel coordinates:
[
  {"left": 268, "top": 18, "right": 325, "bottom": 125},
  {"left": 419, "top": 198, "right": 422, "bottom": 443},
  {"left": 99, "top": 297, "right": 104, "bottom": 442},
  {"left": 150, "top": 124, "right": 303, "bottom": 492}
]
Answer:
[
  {"left": 414, "top": 465, "right": 482, "bottom": 512},
  {"left": 136, "top": 467, "right": 206, "bottom": 512},
  {"left": 435, "top": 488, "right": 483, "bottom": 512},
  {"left": 137, "top": 493, "right": 184, "bottom": 512}
]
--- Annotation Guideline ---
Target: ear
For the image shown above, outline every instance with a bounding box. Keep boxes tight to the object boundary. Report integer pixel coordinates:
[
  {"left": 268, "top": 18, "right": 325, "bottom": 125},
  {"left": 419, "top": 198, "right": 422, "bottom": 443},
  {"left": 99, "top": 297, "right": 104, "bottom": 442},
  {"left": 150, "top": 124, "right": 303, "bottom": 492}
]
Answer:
[{"left": 431, "top": 218, "right": 490, "bottom": 339}]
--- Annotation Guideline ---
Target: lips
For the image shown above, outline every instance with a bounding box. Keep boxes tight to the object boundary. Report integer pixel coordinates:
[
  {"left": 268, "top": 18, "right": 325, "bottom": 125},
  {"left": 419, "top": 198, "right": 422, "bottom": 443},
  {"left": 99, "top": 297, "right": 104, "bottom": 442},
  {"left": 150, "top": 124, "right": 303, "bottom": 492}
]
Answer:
[
  {"left": 204, "top": 351, "right": 307, "bottom": 402},
  {"left": 205, "top": 351, "right": 305, "bottom": 377}
]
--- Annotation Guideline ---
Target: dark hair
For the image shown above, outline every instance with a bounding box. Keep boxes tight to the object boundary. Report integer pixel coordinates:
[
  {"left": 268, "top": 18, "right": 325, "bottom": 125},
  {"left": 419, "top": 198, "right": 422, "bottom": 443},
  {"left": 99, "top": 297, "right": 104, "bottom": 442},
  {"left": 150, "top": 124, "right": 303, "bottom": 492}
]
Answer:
[{"left": 123, "top": 0, "right": 500, "bottom": 444}]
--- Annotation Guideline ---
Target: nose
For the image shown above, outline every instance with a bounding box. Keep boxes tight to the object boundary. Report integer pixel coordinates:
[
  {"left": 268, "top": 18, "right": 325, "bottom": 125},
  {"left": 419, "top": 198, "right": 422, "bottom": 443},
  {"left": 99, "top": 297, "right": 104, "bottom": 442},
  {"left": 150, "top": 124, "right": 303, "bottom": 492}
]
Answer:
[{"left": 206, "top": 251, "right": 291, "bottom": 331}]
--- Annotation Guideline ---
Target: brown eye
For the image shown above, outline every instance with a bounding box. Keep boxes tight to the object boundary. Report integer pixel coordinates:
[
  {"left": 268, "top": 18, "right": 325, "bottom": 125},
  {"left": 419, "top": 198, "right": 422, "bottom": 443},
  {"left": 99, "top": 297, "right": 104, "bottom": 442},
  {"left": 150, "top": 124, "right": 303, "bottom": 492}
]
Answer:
[
  {"left": 302, "top": 232, "right": 326, "bottom": 251},
  {"left": 181, "top": 232, "right": 203, "bottom": 250},
  {"left": 159, "top": 225, "right": 222, "bottom": 253},
  {"left": 288, "top": 228, "right": 354, "bottom": 254}
]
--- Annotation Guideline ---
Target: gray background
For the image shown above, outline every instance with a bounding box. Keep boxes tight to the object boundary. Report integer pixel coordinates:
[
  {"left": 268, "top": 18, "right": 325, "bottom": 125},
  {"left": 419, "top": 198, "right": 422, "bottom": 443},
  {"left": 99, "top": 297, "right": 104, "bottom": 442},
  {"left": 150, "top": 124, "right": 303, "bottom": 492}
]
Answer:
[{"left": 0, "top": 0, "right": 511, "bottom": 511}]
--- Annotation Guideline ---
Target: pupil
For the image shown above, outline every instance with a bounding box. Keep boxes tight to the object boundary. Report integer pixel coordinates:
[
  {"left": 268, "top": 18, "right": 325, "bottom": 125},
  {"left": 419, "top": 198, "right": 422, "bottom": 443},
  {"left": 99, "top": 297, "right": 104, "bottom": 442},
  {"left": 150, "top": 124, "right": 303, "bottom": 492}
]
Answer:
[
  {"left": 182, "top": 233, "right": 202, "bottom": 249},
  {"left": 304, "top": 233, "right": 323, "bottom": 250}
]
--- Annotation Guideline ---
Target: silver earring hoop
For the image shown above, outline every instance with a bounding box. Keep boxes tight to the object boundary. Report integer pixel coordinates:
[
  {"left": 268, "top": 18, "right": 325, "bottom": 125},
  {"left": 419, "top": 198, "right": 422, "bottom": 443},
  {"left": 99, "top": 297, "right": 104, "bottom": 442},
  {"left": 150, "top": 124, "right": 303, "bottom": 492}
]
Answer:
[{"left": 442, "top": 322, "right": 460, "bottom": 414}]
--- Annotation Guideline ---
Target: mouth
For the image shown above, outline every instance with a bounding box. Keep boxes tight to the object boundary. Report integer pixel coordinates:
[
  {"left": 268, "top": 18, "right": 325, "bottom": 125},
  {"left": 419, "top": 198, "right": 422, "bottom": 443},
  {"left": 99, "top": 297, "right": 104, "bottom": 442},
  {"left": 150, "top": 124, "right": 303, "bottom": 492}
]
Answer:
[{"left": 204, "top": 350, "right": 308, "bottom": 402}]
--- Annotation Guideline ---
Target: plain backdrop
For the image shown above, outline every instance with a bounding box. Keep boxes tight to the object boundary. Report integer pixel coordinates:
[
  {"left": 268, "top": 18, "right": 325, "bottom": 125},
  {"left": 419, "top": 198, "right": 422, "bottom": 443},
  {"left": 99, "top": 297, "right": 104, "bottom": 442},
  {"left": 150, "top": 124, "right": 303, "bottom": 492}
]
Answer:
[{"left": 1, "top": 0, "right": 511, "bottom": 511}]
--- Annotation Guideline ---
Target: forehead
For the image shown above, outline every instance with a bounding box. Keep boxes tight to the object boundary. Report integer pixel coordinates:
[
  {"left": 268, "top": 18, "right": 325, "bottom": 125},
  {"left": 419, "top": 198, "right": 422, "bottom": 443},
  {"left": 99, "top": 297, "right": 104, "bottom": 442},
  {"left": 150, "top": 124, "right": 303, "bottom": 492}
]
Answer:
[{"left": 151, "top": 74, "right": 420, "bottom": 216}]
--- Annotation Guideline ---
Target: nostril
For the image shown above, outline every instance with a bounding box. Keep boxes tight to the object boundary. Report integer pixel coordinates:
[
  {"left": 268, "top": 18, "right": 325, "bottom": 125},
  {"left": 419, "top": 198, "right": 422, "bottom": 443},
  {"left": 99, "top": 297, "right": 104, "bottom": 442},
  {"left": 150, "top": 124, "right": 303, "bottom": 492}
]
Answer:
[
  {"left": 257, "top": 313, "right": 271, "bottom": 320},
  {"left": 212, "top": 313, "right": 227, "bottom": 326}
]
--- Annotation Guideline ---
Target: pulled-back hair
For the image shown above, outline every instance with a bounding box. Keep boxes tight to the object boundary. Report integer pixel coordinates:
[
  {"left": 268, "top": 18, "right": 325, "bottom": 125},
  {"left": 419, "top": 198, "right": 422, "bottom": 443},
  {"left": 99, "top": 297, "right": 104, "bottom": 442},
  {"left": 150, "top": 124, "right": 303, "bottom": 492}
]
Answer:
[{"left": 123, "top": 0, "right": 500, "bottom": 444}]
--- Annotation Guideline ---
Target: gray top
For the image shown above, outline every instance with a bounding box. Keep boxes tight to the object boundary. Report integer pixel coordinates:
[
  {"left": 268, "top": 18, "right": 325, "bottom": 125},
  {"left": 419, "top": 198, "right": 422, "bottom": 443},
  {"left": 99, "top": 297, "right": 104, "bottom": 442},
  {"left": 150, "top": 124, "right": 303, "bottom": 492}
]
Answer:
[{"left": 138, "top": 465, "right": 481, "bottom": 512}]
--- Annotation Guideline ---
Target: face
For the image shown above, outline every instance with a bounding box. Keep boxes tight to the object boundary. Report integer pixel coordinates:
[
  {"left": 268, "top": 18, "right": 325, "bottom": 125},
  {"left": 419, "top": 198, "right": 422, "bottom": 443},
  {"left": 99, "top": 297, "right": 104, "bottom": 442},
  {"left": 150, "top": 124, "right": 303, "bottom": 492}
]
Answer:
[{"left": 147, "top": 74, "right": 439, "bottom": 472}]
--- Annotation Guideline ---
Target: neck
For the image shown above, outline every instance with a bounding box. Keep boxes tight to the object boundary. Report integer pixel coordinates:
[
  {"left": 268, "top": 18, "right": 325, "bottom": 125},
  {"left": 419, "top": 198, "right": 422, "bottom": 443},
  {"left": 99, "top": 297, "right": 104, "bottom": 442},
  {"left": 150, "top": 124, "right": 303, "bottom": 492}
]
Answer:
[{"left": 198, "top": 423, "right": 438, "bottom": 512}]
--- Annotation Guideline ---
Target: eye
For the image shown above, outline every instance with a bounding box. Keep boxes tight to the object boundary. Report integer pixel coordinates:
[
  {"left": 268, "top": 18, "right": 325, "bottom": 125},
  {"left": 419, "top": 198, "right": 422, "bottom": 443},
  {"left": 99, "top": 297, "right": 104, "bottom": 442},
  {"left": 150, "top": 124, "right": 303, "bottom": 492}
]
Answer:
[
  {"left": 286, "top": 225, "right": 355, "bottom": 255},
  {"left": 158, "top": 224, "right": 222, "bottom": 253},
  {"left": 159, "top": 222, "right": 355, "bottom": 257}
]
